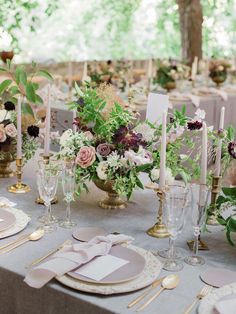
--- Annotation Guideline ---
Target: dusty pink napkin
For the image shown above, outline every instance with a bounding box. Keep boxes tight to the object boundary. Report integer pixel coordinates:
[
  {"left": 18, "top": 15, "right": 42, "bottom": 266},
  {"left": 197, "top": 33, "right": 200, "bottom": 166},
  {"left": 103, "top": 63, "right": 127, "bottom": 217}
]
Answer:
[{"left": 24, "top": 234, "right": 133, "bottom": 288}]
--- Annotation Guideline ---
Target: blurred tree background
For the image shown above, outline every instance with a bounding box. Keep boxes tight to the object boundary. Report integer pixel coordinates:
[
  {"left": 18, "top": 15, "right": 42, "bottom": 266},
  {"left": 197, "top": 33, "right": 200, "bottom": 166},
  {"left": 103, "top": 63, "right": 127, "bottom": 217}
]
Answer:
[{"left": 0, "top": 0, "right": 235, "bottom": 62}]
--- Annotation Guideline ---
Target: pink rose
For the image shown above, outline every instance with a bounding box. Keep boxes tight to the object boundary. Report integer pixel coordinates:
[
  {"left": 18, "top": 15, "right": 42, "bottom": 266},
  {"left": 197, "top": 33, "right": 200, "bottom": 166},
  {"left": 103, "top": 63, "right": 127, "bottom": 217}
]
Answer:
[
  {"left": 0, "top": 125, "right": 6, "bottom": 143},
  {"left": 75, "top": 146, "right": 96, "bottom": 168},
  {"left": 5, "top": 123, "right": 17, "bottom": 138}
]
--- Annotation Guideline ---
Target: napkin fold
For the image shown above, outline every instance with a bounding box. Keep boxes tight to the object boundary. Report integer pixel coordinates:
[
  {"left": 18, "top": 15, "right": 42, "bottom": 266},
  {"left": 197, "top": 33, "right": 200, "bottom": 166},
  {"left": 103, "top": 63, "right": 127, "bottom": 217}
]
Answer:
[
  {"left": 0, "top": 197, "right": 16, "bottom": 208},
  {"left": 24, "top": 234, "right": 133, "bottom": 288},
  {"left": 214, "top": 294, "right": 236, "bottom": 314}
]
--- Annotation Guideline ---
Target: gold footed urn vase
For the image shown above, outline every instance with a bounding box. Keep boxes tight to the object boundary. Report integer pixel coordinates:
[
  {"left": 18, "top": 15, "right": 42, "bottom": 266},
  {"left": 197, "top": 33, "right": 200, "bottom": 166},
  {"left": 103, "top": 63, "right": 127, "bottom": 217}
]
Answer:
[
  {"left": 162, "top": 81, "right": 176, "bottom": 93},
  {"left": 0, "top": 155, "right": 15, "bottom": 178},
  {"left": 211, "top": 75, "right": 226, "bottom": 87},
  {"left": 93, "top": 179, "right": 127, "bottom": 209}
]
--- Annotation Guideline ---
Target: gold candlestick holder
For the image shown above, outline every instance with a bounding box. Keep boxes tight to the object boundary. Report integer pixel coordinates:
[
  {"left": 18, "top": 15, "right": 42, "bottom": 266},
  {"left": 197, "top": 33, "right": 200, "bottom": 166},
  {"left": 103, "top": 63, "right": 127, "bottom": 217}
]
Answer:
[
  {"left": 8, "top": 158, "right": 30, "bottom": 193},
  {"left": 146, "top": 185, "right": 169, "bottom": 238},
  {"left": 207, "top": 175, "right": 221, "bottom": 225},
  {"left": 35, "top": 154, "right": 58, "bottom": 205}
]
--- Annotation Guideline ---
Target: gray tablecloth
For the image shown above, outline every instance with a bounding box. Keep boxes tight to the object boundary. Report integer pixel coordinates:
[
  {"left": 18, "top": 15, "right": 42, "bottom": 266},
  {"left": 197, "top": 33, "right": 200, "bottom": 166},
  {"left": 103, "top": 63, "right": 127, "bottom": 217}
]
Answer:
[{"left": 0, "top": 153, "right": 235, "bottom": 314}]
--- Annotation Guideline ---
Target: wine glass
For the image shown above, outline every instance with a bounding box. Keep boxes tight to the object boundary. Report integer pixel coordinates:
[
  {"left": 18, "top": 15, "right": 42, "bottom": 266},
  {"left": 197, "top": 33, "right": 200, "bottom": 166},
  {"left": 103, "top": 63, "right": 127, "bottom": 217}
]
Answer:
[
  {"left": 163, "top": 184, "right": 189, "bottom": 271},
  {"left": 184, "top": 184, "right": 210, "bottom": 266},
  {"left": 59, "top": 160, "right": 77, "bottom": 228},
  {"left": 37, "top": 159, "right": 61, "bottom": 223},
  {"left": 36, "top": 168, "right": 59, "bottom": 233},
  {"left": 158, "top": 183, "right": 190, "bottom": 260}
]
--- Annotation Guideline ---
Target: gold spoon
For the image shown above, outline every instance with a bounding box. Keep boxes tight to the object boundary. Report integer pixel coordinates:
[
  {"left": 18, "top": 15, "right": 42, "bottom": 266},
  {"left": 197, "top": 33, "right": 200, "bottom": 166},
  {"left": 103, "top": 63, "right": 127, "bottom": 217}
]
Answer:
[
  {"left": 136, "top": 274, "right": 179, "bottom": 312},
  {"left": 1, "top": 229, "right": 45, "bottom": 254}
]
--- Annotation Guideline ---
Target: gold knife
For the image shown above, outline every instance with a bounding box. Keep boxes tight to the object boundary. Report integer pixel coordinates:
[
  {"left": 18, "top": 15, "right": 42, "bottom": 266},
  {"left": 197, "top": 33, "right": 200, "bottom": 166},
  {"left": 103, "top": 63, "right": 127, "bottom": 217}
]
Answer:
[
  {"left": 26, "top": 239, "right": 72, "bottom": 268},
  {"left": 127, "top": 277, "right": 164, "bottom": 308}
]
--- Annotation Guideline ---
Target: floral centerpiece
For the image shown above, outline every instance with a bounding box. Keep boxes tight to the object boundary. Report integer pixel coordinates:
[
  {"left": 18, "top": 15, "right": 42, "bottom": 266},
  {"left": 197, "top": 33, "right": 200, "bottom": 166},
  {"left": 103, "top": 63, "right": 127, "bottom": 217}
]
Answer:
[
  {"left": 0, "top": 61, "right": 53, "bottom": 177},
  {"left": 87, "top": 61, "right": 114, "bottom": 87},
  {"left": 154, "top": 59, "right": 190, "bottom": 92},
  {"left": 209, "top": 59, "right": 231, "bottom": 86},
  {"left": 59, "top": 83, "right": 154, "bottom": 209}
]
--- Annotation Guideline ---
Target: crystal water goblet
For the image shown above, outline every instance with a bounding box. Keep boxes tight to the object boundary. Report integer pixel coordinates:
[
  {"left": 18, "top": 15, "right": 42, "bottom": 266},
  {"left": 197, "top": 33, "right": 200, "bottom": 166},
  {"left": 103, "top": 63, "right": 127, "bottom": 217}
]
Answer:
[
  {"left": 59, "top": 160, "right": 77, "bottom": 228},
  {"left": 184, "top": 184, "right": 210, "bottom": 266},
  {"left": 36, "top": 168, "right": 59, "bottom": 233},
  {"left": 37, "top": 159, "right": 61, "bottom": 223},
  {"left": 163, "top": 184, "right": 189, "bottom": 271}
]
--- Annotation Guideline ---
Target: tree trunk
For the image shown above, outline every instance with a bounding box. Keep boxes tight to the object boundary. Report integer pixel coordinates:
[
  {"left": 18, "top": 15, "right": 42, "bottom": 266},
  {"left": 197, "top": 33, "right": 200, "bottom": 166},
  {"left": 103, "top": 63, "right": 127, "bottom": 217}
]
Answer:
[{"left": 177, "top": 0, "right": 203, "bottom": 64}]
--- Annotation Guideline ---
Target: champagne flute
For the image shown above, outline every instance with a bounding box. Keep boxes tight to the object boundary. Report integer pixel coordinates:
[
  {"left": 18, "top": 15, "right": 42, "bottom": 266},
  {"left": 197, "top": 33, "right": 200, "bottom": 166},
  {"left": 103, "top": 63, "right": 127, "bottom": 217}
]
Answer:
[
  {"left": 184, "top": 184, "right": 210, "bottom": 266},
  {"left": 59, "top": 160, "right": 76, "bottom": 228},
  {"left": 36, "top": 168, "right": 59, "bottom": 233}
]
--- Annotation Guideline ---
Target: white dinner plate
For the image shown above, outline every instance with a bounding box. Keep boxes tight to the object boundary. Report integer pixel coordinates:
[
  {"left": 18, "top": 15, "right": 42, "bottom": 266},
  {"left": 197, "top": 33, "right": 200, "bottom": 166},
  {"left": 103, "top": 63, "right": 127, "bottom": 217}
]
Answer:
[
  {"left": 56, "top": 244, "right": 162, "bottom": 295},
  {"left": 0, "top": 207, "right": 30, "bottom": 239},
  {"left": 68, "top": 245, "right": 146, "bottom": 284},
  {"left": 198, "top": 283, "right": 236, "bottom": 314},
  {"left": 0, "top": 209, "right": 16, "bottom": 232}
]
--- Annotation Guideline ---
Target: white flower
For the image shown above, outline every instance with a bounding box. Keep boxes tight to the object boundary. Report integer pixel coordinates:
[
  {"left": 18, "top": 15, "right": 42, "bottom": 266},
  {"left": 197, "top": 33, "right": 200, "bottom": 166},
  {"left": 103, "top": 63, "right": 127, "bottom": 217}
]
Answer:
[
  {"left": 167, "top": 125, "right": 185, "bottom": 143},
  {"left": 0, "top": 109, "right": 10, "bottom": 122},
  {"left": 96, "top": 161, "right": 108, "bottom": 180},
  {"left": 125, "top": 147, "right": 153, "bottom": 166},
  {"left": 217, "top": 65, "right": 224, "bottom": 71},
  {"left": 50, "top": 131, "right": 60, "bottom": 141},
  {"left": 194, "top": 109, "right": 206, "bottom": 121},
  {"left": 208, "top": 125, "right": 214, "bottom": 132},
  {"left": 60, "top": 129, "right": 73, "bottom": 147},
  {"left": 151, "top": 168, "right": 160, "bottom": 181},
  {"left": 134, "top": 123, "right": 155, "bottom": 142},
  {"left": 150, "top": 167, "right": 174, "bottom": 185},
  {"left": 107, "top": 151, "right": 120, "bottom": 168}
]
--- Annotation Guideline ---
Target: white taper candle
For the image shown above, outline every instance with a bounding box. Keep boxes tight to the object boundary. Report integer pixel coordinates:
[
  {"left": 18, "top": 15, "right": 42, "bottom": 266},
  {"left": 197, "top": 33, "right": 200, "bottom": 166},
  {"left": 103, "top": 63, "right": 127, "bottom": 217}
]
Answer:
[
  {"left": 44, "top": 85, "right": 51, "bottom": 156},
  {"left": 200, "top": 122, "right": 208, "bottom": 185},
  {"left": 16, "top": 97, "right": 22, "bottom": 159},
  {"left": 214, "top": 107, "right": 225, "bottom": 176},
  {"left": 159, "top": 110, "right": 167, "bottom": 189},
  {"left": 82, "top": 61, "right": 87, "bottom": 82},
  {"left": 191, "top": 56, "right": 198, "bottom": 81}
]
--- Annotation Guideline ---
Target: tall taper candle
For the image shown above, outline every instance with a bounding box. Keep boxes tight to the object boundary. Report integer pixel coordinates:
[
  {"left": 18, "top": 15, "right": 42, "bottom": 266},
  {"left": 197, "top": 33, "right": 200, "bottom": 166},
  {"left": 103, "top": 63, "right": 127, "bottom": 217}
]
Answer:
[
  {"left": 16, "top": 97, "right": 22, "bottom": 159},
  {"left": 191, "top": 56, "right": 198, "bottom": 81},
  {"left": 147, "top": 59, "right": 153, "bottom": 79},
  {"left": 68, "top": 61, "right": 72, "bottom": 90},
  {"left": 159, "top": 110, "right": 167, "bottom": 189},
  {"left": 200, "top": 122, "right": 208, "bottom": 185},
  {"left": 215, "top": 107, "right": 225, "bottom": 176},
  {"left": 82, "top": 61, "right": 87, "bottom": 82},
  {"left": 44, "top": 85, "right": 51, "bottom": 156}
]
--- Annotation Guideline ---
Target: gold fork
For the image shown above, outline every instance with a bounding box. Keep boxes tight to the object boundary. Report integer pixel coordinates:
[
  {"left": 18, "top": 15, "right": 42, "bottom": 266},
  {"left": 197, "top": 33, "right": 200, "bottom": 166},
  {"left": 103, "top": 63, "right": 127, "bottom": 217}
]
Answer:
[{"left": 183, "top": 285, "right": 212, "bottom": 314}]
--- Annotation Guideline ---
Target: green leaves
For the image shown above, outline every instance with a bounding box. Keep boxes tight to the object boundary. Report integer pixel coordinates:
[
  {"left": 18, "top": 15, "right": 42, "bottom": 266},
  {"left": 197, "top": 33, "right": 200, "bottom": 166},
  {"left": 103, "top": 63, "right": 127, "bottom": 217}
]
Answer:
[
  {"left": 25, "top": 82, "right": 36, "bottom": 102},
  {"left": 222, "top": 187, "right": 236, "bottom": 198},
  {"left": 0, "top": 79, "right": 12, "bottom": 94},
  {"left": 36, "top": 70, "right": 53, "bottom": 81}
]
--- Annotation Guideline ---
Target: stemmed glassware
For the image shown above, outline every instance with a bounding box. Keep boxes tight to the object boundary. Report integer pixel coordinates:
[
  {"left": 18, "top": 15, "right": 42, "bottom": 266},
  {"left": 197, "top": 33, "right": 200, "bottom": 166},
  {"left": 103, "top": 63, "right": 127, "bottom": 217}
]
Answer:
[
  {"left": 184, "top": 184, "right": 210, "bottom": 266},
  {"left": 59, "top": 160, "right": 76, "bottom": 228},
  {"left": 36, "top": 166, "right": 60, "bottom": 233},
  {"left": 163, "top": 184, "right": 189, "bottom": 271},
  {"left": 37, "top": 159, "right": 61, "bottom": 223}
]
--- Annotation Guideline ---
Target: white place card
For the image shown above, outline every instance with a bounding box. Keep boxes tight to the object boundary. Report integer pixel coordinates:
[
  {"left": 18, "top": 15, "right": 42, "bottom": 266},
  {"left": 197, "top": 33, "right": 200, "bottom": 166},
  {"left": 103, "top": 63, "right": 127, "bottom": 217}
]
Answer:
[
  {"left": 75, "top": 254, "right": 129, "bottom": 281},
  {"left": 146, "top": 93, "right": 170, "bottom": 124}
]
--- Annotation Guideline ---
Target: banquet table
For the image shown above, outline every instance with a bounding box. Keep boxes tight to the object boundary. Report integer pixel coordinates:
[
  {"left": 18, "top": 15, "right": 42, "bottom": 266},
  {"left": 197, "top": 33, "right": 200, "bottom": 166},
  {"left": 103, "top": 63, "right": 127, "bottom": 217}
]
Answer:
[{"left": 0, "top": 153, "right": 235, "bottom": 314}]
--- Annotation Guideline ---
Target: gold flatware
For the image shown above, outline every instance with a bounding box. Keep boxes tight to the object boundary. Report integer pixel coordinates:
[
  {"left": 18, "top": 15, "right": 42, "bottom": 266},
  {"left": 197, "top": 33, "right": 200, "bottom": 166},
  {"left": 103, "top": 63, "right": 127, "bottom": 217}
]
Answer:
[
  {"left": 26, "top": 239, "right": 72, "bottom": 268},
  {"left": 136, "top": 274, "right": 179, "bottom": 312},
  {"left": 0, "top": 234, "right": 29, "bottom": 251},
  {"left": 183, "top": 285, "right": 212, "bottom": 314},
  {"left": 127, "top": 277, "right": 164, "bottom": 308},
  {"left": 0, "top": 229, "right": 45, "bottom": 254}
]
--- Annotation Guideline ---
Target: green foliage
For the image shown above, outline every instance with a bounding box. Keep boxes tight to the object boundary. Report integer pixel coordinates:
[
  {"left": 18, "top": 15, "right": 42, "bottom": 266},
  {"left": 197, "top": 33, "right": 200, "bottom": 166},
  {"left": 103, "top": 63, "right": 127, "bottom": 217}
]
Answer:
[{"left": 216, "top": 187, "right": 236, "bottom": 246}]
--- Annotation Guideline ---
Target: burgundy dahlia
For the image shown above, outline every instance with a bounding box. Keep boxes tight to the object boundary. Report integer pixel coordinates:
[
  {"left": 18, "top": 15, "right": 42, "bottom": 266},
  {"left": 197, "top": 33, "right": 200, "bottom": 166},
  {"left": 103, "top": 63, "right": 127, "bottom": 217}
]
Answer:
[
  {"left": 27, "top": 125, "right": 39, "bottom": 137},
  {"left": 4, "top": 101, "right": 15, "bottom": 111},
  {"left": 228, "top": 142, "right": 236, "bottom": 159},
  {"left": 187, "top": 121, "right": 203, "bottom": 130}
]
